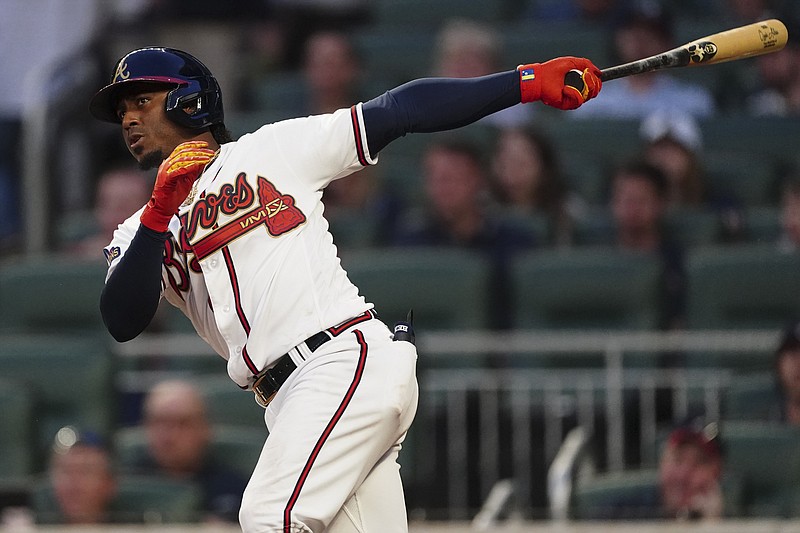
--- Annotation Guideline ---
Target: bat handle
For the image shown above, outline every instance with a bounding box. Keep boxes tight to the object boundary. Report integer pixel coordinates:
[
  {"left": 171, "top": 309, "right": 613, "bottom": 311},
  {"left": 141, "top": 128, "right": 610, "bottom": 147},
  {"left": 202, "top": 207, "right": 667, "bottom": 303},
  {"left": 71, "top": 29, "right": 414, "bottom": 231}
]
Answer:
[{"left": 564, "top": 69, "right": 587, "bottom": 96}]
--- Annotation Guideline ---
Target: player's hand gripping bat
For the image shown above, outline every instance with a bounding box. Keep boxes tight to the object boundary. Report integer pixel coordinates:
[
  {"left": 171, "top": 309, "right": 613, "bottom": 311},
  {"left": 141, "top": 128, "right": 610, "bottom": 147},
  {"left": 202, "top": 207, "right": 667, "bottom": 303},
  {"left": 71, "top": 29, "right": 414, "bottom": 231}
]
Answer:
[{"left": 565, "top": 19, "right": 789, "bottom": 95}]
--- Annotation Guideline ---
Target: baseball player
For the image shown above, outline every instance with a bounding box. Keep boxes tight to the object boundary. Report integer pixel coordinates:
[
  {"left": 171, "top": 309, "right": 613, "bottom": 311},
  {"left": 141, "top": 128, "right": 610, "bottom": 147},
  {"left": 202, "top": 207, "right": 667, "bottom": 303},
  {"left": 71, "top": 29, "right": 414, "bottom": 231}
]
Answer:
[{"left": 90, "top": 47, "right": 600, "bottom": 532}]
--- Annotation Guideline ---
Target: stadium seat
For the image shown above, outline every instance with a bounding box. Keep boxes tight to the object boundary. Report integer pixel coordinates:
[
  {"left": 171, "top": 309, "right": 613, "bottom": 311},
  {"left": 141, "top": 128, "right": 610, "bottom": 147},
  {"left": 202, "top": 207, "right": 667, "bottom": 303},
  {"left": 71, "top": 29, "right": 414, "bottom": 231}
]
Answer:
[
  {"left": 0, "top": 335, "right": 115, "bottom": 466},
  {"left": 722, "top": 372, "right": 781, "bottom": 422},
  {"left": 743, "top": 206, "right": 782, "bottom": 244},
  {"left": 571, "top": 469, "right": 660, "bottom": 519},
  {"left": 0, "top": 378, "right": 35, "bottom": 477},
  {"left": 501, "top": 21, "right": 612, "bottom": 69},
  {"left": 31, "top": 474, "right": 203, "bottom": 524},
  {"left": 351, "top": 29, "right": 437, "bottom": 84},
  {"left": 705, "top": 150, "right": 778, "bottom": 206},
  {"left": 700, "top": 115, "right": 798, "bottom": 163},
  {"left": 193, "top": 375, "right": 266, "bottom": 428},
  {"left": 721, "top": 421, "right": 800, "bottom": 517},
  {"left": 664, "top": 208, "right": 722, "bottom": 247},
  {"left": 510, "top": 248, "right": 662, "bottom": 330},
  {"left": 571, "top": 468, "right": 744, "bottom": 519},
  {"left": 541, "top": 118, "right": 642, "bottom": 163},
  {"left": 115, "top": 425, "right": 265, "bottom": 480},
  {"left": 0, "top": 256, "right": 109, "bottom": 334},
  {"left": 340, "top": 247, "right": 493, "bottom": 330},
  {"left": 685, "top": 244, "right": 800, "bottom": 330}
]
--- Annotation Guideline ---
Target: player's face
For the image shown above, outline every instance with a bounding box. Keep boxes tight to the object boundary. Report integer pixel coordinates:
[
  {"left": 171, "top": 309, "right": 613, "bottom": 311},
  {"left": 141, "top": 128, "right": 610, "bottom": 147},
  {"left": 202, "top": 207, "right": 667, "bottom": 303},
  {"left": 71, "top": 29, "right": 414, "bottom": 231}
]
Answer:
[{"left": 115, "top": 86, "right": 197, "bottom": 170}]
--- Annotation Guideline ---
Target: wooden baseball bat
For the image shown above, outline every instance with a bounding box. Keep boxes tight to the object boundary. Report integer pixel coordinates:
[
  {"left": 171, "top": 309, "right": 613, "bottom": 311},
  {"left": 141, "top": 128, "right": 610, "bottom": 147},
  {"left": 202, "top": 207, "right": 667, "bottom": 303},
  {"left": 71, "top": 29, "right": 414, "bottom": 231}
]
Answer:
[{"left": 566, "top": 19, "right": 788, "bottom": 93}]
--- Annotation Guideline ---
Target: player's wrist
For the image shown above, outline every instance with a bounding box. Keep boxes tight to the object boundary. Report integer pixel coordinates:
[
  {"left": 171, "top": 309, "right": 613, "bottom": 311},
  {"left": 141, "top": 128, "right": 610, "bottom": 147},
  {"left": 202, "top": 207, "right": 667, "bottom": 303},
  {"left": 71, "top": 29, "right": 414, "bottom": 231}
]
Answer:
[
  {"left": 517, "top": 63, "right": 542, "bottom": 103},
  {"left": 140, "top": 200, "right": 174, "bottom": 233}
]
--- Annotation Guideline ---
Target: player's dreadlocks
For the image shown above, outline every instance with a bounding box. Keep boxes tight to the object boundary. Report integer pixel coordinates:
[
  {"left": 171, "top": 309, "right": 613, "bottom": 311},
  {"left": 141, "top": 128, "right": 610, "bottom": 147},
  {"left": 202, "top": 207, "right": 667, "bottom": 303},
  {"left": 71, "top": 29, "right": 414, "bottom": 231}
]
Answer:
[{"left": 211, "top": 123, "right": 235, "bottom": 144}]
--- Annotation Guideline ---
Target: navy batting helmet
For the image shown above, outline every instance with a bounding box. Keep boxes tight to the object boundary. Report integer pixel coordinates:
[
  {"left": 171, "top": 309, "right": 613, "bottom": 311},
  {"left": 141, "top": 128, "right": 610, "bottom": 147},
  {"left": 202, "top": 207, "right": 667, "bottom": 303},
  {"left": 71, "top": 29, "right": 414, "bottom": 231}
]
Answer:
[{"left": 89, "top": 47, "right": 224, "bottom": 129}]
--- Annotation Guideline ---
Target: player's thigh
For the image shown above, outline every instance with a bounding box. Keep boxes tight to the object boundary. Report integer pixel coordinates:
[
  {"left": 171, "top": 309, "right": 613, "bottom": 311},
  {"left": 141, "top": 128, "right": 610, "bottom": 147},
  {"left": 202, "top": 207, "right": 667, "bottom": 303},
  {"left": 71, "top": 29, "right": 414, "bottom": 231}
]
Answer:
[
  {"left": 326, "top": 446, "right": 409, "bottom": 533},
  {"left": 241, "top": 336, "right": 417, "bottom": 530}
]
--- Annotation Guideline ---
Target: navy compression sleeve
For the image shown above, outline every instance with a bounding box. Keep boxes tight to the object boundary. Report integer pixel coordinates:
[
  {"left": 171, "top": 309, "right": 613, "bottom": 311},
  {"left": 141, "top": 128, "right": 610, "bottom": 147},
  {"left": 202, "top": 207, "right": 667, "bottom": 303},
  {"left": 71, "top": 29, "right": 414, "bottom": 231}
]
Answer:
[
  {"left": 99, "top": 225, "right": 168, "bottom": 342},
  {"left": 361, "top": 70, "right": 521, "bottom": 154}
]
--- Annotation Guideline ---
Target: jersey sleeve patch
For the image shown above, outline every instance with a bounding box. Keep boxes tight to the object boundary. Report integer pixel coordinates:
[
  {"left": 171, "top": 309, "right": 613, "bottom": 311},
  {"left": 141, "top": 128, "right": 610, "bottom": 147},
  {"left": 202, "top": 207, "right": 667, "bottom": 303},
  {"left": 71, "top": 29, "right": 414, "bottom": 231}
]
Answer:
[{"left": 104, "top": 246, "right": 121, "bottom": 266}]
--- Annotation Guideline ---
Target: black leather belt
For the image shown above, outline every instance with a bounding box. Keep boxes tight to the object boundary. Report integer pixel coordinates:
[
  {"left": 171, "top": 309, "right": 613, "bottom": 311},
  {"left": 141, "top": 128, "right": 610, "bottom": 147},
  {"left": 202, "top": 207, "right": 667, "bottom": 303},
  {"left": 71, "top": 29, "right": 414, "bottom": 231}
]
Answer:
[{"left": 253, "top": 310, "right": 376, "bottom": 407}]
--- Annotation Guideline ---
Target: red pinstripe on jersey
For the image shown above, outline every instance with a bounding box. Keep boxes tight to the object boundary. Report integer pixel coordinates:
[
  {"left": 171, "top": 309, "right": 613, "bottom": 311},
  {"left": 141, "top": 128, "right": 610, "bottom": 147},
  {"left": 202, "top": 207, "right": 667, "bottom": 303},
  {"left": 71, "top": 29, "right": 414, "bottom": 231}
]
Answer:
[{"left": 222, "top": 246, "right": 259, "bottom": 376}]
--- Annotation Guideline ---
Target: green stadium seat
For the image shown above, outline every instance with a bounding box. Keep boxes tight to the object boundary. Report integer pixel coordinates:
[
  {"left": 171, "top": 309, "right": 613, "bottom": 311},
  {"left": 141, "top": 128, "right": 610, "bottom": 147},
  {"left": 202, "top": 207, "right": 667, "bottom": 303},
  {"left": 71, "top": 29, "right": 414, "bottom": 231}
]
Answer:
[
  {"left": 722, "top": 372, "right": 781, "bottom": 422},
  {"left": 352, "top": 29, "right": 437, "bottom": 84},
  {"left": 340, "top": 247, "right": 493, "bottom": 330},
  {"left": 510, "top": 248, "right": 662, "bottom": 330},
  {"left": 0, "top": 335, "right": 115, "bottom": 466},
  {"left": 664, "top": 208, "right": 722, "bottom": 247},
  {"left": 572, "top": 468, "right": 744, "bottom": 519},
  {"left": 0, "top": 256, "right": 109, "bottom": 334},
  {"left": 501, "top": 22, "right": 612, "bottom": 68},
  {"left": 743, "top": 206, "right": 782, "bottom": 244},
  {"left": 193, "top": 375, "right": 266, "bottom": 428},
  {"left": 115, "top": 425, "right": 265, "bottom": 480},
  {"left": 541, "top": 118, "right": 642, "bottom": 162},
  {"left": 0, "top": 378, "right": 35, "bottom": 477},
  {"left": 721, "top": 421, "right": 800, "bottom": 517},
  {"left": 705, "top": 151, "right": 778, "bottom": 206},
  {"left": 31, "top": 474, "right": 203, "bottom": 524},
  {"left": 700, "top": 115, "right": 798, "bottom": 163},
  {"left": 685, "top": 244, "right": 800, "bottom": 330}
]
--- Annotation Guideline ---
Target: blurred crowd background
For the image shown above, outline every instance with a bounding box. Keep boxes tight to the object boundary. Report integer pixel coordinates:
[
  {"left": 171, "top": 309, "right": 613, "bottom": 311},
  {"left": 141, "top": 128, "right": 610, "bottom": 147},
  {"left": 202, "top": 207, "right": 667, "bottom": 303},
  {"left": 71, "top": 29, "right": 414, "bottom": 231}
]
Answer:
[{"left": 1, "top": 0, "right": 800, "bottom": 528}]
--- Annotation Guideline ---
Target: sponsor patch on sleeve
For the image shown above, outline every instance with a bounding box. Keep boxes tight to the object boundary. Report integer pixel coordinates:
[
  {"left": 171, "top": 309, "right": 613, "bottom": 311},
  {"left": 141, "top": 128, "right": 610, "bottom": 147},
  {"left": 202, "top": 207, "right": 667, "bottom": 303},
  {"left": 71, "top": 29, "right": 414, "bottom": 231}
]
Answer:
[{"left": 104, "top": 246, "right": 121, "bottom": 266}]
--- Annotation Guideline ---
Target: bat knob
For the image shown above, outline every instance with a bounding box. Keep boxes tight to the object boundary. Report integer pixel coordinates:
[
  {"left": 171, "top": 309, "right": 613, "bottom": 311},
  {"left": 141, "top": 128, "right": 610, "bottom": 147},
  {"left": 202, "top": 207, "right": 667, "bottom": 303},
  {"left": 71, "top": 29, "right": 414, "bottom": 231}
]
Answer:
[{"left": 564, "top": 69, "right": 589, "bottom": 99}]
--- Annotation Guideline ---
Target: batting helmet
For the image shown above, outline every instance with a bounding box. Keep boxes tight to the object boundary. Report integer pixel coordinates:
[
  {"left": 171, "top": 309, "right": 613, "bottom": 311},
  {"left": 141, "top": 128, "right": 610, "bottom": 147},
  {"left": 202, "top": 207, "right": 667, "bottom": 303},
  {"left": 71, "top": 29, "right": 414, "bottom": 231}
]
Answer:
[{"left": 89, "top": 47, "right": 224, "bottom": 129}]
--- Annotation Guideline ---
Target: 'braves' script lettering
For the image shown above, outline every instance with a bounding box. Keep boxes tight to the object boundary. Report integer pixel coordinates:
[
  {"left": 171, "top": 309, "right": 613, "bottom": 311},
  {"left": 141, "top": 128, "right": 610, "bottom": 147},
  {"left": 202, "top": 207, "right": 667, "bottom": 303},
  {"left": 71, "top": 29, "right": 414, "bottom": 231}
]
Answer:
[
  {"left": 185, "top": 172, "right": 255, "bottom": 239},
  {"left": 185, "top": 175, "right": 306, "bottom": 261}
]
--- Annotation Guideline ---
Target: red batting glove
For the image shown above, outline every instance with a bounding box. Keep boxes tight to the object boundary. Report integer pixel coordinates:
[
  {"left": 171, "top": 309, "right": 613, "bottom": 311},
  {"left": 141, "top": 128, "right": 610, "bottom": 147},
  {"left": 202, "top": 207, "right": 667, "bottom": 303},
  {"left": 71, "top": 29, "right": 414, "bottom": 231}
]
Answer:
[
  {"left": 518, "top": 57, "right": 602, "bottom": 110},
  {"left": 140, "top": 140, "right": 216, "bottom": 232}
]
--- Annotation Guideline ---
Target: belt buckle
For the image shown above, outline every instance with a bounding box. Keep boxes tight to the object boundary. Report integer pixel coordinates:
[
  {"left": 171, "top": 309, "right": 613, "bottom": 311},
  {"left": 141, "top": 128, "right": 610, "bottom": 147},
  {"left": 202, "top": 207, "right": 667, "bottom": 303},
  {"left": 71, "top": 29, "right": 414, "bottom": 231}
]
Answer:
[{"left": 252, "top": 372, "right": 276, "bottom": 408}]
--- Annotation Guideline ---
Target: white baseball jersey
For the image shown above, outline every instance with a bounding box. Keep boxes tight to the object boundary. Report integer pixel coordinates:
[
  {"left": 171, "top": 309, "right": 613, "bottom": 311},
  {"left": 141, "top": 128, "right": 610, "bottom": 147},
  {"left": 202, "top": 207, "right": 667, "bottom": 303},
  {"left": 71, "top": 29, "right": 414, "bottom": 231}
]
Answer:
[{"left": 105, "top": 104, "right": 376, "bottom": 388}]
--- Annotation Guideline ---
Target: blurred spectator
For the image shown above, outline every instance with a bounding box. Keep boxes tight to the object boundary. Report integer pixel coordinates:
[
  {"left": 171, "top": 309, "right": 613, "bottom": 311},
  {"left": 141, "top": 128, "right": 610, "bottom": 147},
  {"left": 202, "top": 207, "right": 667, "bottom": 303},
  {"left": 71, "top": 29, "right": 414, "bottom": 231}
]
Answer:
[
  {"left": 639, "top": 111, "right": 744, "bottom": 239},
  {"left": 778, "top": 175, "right": 800, "bottom": 252},
  {"left": 639, "top": 112, "right": 706, "bottom": 208},
  {"left": 609, "top": 160, "right": 687, "bottom": 329},
  {"left": 270, "top": 0, "right": 371, "bottom": 70},
  {"left": 60, "top": 166, "right": 151, "bottom": 258},
  {"left": 137, "top": 379, "right": 248, "bottom": 523},
  {"left": 489, "top": 126, "right": 580, "bottom": 245},
  {"left": 775, "top": 319, "right": 800, "bottom": 425},
  {"left": 392, "top": 137, "right": 537, "bottom": 328},
  {"left": 590, "top": 418, "right": 725, "bottom": 520},
  {"left": 658, "top": 420, "right": 724, "bottom": 520},
  {"left": 432, "top": 18, "right": 535, "bottom": 128},
  {"left": 571, "top": 6, "right": 716, "bottom": 119},
  {"left": 43, "top": 427, "right": 117, "bottom": 525},
  {"left": 302, "top": 30, "right": 363, "bottom": 115},
  {"left": 323, "top": 165, "right": 403, "bottom": 248},
  {"left": 747, "top": 40, "right": 800, "bottom": 116}
]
